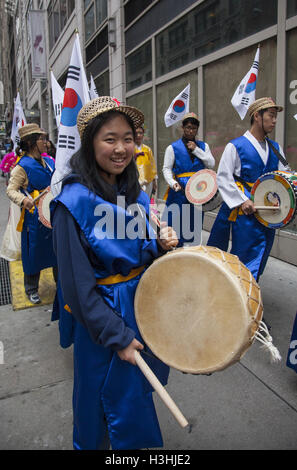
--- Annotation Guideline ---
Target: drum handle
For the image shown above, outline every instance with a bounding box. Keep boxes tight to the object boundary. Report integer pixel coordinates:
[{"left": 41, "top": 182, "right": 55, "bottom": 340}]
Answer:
[
  {"left": 134, "top": 350, "right": 190, "bottom": 430},
  {"left": 254, "top": 206, "right": 280, "bottom": 210},
  {"left": 33, "top": 187, "right": 50, "bottom": 203}
]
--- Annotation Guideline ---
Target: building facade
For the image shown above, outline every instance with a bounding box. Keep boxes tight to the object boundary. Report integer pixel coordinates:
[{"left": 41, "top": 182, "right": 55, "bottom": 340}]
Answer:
[{"left": 2, "top": 0, "right": 297, "bottom": 263}]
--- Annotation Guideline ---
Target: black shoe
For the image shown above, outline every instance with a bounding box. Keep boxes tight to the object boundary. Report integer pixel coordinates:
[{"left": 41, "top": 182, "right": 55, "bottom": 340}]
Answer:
[{"left": 28, "top": 292, "right": 41, "bottom": 304}]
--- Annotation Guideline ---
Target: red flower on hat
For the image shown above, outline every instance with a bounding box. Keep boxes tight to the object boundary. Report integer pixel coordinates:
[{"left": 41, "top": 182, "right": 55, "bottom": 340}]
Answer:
[{"left": 112, "top": 98, "right": 121, "bottom": 106}]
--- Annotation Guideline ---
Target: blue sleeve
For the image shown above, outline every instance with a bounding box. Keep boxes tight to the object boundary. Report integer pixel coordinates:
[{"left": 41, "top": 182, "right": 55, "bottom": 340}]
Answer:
[{"left": 52, "top": 202, "right": 135, "bottom": 351}]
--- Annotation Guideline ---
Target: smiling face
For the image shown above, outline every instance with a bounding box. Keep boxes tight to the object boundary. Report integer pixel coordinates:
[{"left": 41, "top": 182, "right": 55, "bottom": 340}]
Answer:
[{"left": 93, "top": 114, "right": 135, "bottom": 184}]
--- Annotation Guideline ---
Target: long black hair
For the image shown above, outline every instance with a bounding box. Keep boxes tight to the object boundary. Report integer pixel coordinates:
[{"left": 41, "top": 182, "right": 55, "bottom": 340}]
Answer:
[{"left": 69, "top": 110, "right": 140, "bottom": 205}]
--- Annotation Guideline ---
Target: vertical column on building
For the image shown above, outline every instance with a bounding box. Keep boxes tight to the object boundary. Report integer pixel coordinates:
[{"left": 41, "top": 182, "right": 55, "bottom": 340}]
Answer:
[{"left": 108, "top": 0, "right": 125, "bottom": 102}]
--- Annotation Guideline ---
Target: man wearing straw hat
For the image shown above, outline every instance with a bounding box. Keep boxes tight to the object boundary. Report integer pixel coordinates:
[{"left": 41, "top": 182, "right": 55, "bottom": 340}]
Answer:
[
  {"left": 207, "top": 97, "right": 290, "bottom": 281},
  {"left": 6, "top": 123, "right": 57, "bottom": 304}
]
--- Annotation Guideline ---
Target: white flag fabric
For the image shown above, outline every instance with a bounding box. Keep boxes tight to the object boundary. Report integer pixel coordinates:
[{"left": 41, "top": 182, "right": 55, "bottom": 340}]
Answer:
[
  {"left": 51, "top": 33, "right": 90, "bottom": 197},
  {"left": 28, "top": 10, "right": 47, "bottom": 79},
  {"left": 164, "top": 84, "right": 190, "bottom": 127},
  {"left": 89, "top": 75, "right": 99, "bottom": 100},
  {"left": 10, "top": 92, "right": 27, "bottom": 151},
  {"left": 231, "top": 47, "right": 260, "bottom": 120},
  {"left": 50, "top": 71, "right": 64, "bottom": 128},
  {"left": 294, "top": 114, "right": 297, "bottom": 121}
]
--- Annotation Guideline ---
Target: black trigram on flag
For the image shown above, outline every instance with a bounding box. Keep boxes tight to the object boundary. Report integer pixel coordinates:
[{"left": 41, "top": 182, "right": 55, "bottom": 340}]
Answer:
[
  {"left": 252, "top": 60, "right": 259, "bottom": 70},
  {"left": 241, "top": 97, "right": 250, "bottom": 106},
  {"left": 58, "top": 134, "right": 76, "bottom": 150},
  {"left": 169, "top": 113, "right": 177, "bottom": 120},
  {"left": 67, "top": 65, "right": 80, "bottom": 81},
  {"left": 55, "top": 103, "right": 62, "bottom": 117},
  {"left": 180, "top": 92, "right": 189, "bottom": 100}
]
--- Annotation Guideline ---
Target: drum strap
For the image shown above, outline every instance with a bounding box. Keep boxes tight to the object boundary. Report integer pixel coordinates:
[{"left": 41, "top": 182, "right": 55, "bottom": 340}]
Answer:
[{"left": 266, "top": 138, "right": 289, "bottom": 168}]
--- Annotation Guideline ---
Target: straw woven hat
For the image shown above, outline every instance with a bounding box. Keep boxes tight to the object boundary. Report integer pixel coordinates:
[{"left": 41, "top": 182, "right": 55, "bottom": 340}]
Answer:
[
  {"left": 248, "top": 97, "right": 283, "bottom": 117},
  {"left": 77, "top": 96, "right": 144, "bottom": 139},
  {"left": 18, "top": 123, "right": 46, "bottom": 140},
  {"left": 182, "top": 112, "right": 200, "bottom": 124}
]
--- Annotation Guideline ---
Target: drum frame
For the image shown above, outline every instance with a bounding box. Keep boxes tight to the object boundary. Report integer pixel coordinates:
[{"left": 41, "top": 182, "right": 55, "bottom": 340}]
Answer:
[
  {"left": 251, "top": 171, "right": 297, "bottom": 229},
  {"left": 185, "top": 169, "right": 222, "bottom": 212}
]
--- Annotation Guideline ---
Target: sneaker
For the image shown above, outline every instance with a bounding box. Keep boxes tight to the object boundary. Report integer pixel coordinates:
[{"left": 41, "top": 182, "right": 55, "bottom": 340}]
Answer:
[{"left": 28, "top": 292, "right": 41, "bottom": 304}]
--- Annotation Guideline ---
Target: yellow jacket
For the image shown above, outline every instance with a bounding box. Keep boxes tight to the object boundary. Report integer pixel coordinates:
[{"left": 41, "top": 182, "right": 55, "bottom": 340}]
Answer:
[{"left": 134, "top": 144, "right": 157, "bottom": 185}]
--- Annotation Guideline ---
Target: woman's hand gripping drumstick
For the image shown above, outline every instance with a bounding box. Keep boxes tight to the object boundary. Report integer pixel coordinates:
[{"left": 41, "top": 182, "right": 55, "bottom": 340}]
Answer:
[{"left": 150, "top": 210, "right": 178, "bottom": 251}]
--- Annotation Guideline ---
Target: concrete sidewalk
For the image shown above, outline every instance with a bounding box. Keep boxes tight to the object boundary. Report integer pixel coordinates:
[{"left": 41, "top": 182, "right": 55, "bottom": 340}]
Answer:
[{"left": 0, "top": 176, "right": 296, "bottom": 450}]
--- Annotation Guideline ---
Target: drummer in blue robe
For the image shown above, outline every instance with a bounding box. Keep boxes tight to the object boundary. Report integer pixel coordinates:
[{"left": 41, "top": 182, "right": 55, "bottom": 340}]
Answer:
[
  {"left": 207, "top": 97, "right": 290, "bottom": 282},
  {"left": 50, "top": 96, "right": 178, "bottom": 450},
  {"left": 162, "top": 112, "right": 215, "bottom": 246},
  {"left": 6, "top": 123, "right": 57, "bottom": 304}
]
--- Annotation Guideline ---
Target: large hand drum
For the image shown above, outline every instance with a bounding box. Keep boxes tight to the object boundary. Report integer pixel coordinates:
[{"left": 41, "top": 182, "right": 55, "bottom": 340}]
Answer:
[
  {"left": 185, "top": 169, "right": 222, "bottom": 211},
  {"left": 251, "top": 171, "right": 297, "bottom": 228},
  {"left": 135, "top": 246, "right": 263, "bottom": 374}
]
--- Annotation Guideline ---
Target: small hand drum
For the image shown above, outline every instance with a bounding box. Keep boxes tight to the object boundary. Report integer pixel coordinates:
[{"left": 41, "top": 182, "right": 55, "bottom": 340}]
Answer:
[
  {"left": 251, "top": 171, "right": 297, "bottom": 228},
  {"left": 135, "top": 245, "right": 263, "bottom": 375},
  {"left": 185, "top": 169, "right": 222, "bottom": 212},
  {"left": 38, "top": 188, "right": 54, "bottom": 229}
]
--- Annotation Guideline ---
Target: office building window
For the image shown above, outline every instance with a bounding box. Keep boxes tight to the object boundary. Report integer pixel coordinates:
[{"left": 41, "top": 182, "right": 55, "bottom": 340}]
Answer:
[
  {"left": 96, "top": 0, "right": 107, "bottom": 27},
  {"left": 124, "top": 0, "right": 154, "bottom": 27},
  {"left": 285, "top": 27, "right": 297, "bottom": 178},
  {"left": 85, "top": 4, "right": 95, "bottom": 41},
  {"left": 94, "top": 70, "right": 110, "bottom": 96},
  {"left": 156, "top": 70, "right": 198, "bottom": 196},
  {"left": 126, "top": 41, "right": 152, "bottom": 91},
  {"left": 85, "top": 26, "right": 108, "bottom": 63},
  {"left": 48, "top": 0, "right": 75, "bottom": 50},
  {"left": 287, "top": 0, "right": 297, "bottom": 18},
  {"left": 155, "top": 0, "right": 277, "bottom": 77},
  {"left": 127, "top": 88, "right": 154, "bottom": 148}
]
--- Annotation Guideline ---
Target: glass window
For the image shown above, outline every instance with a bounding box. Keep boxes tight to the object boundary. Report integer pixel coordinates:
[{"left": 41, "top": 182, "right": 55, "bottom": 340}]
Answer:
[
  {"left": 85, "top": 4, "right": 95, "bottom": 42},
  {"left": 155, "top": 0, "right": 277, "bottom": 77},
  {"left": 287, "top": 0, "right": 297, "bottom": 18},
  {"left": 127, "top": 88, "right": 154, "bottom": 149},
  {"left": 124, "top": 0, "right": 154, "bottom": 27},
  {"left": 94, "top": 70, "right": 110, "bottom": 96},
  {"left": 84, "top": 0, "right": 92, "bottom": 9},
  {"left": 204, "top": 39, "right": 277, "bottom": 168},
  {"left": 60, "top": 0, "right": 67, "bottom": 31},
  {"left": 96, "top": 0, "right": 107, "bottom": 28},
  {"left": 68, "top": 0, "right": 75, "bottom": 15},
  {"left": 156, "top": 70, "right": 198, "bottom": 197},
  {"left": 126, "top": 41, "right": 152, "bottom": 92}
]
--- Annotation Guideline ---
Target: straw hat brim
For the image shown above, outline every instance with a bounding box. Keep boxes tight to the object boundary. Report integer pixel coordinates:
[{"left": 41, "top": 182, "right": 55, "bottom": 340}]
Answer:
[{"left": 77, "top": 97, "right": 144, "bottom": 139}]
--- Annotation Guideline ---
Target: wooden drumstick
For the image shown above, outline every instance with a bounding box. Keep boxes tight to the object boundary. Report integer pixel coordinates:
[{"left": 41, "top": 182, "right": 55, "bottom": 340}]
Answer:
[
  {"left": 134, "top": 350, "right": 191, "bottom": 431},
  {"left": 254, "top": 206, "right": 280, "bottom": 210},
  {"left": 32, "top": 187, "right": 50, "bottom": 203}
]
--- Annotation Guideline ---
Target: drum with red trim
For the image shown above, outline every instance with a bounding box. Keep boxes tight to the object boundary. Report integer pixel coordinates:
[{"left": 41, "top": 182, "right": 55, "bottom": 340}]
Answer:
[
  {"left": 38, "top": 188, "right": 54, "bottom": 229},
  {"left": 251, "top": 171, "right": 297, "bottom": 229},
  {"left": 185, "top": 169, "right": 222, "bottom": 212}
]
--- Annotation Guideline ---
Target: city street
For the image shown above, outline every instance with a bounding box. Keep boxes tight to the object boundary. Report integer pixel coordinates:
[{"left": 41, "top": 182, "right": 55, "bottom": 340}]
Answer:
[{"left": 0, "top": 175, "right": 296, "bottom": 451}]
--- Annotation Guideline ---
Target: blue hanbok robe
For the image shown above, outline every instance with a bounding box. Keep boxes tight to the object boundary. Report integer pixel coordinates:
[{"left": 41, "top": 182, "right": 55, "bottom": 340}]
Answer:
[
  {"left": 17, "top": 155, "right": 57, "bottom": 274},
  {"left": 207, "top": 136, "right": 280, "bottom": 281},
  {"left": 51, "top": 180, "right": 169, "bottom": 450},
  {"left": 164, "top": 138, "right": 205, "bottom": 246}
]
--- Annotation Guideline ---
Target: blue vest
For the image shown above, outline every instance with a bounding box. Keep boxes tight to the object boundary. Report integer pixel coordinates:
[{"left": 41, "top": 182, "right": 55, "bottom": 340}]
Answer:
[
  {"left": 18, "top": 155, "right": 56, "bottom": 274},
  {"left": 172, "top": 138, "right": 206, "bottom": 174},
  {"left": 231, "top": 135, "right": 279, "bottom": 183},
  {"left": 18, "top": 155, "right": 54, "bottom": 193}
]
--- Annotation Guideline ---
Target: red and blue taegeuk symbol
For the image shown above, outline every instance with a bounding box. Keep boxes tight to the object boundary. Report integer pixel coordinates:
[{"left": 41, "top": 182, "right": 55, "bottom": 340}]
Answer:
[
  {"left": 172, "top": 99, "right": 186, "bottom": 113},
  {"left": 60, "top": 88, "right": 83, "bottom": 127},
  {"left": 245, "top": 73, "right": 257, "bottom": 93}
]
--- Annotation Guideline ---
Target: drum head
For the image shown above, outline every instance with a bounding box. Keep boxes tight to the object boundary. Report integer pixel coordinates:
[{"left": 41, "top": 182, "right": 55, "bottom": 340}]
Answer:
[
  {"left": 135, "top": 246, "right": 261, "bottom": 374},
  {"left": 185, "top": 169, "right": 218, "bottom": 205},
  {"left": 251, "top": 172, "right": 297, "bottom": 228},
  {"left": 38, "top": 190, "right": 54, "bottom": 229}
]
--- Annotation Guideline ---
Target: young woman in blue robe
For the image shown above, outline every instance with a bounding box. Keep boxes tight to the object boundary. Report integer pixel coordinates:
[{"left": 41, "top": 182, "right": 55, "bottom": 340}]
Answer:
[
  {"left": 50, "top": 96, "right": 178, "bottom": 450},
  {"left": 6, "top": 123, "right": 57, "bottom": 304}
]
